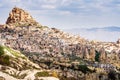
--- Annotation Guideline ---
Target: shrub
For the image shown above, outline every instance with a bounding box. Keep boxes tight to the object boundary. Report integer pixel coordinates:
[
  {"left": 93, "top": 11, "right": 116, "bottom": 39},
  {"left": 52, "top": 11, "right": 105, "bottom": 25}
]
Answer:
[
  {"left": 35, "top": 71, "right": 49, "bottom": 77},
  {"left": 108, "top": 70, "right": 116, "bottom": 80},
  {"left": 0, "top": 46, "right": 4, "bottom": 56},
  {"left": 0, "top": 55, "right": 10, "bottom": 66},
  {"left": 3, "top": 55, "right": 10, "bottom": 65},
  {"left": 78, "top": 65, "right": 92, "bottom": 74},
  {"left": 59, "top": 77, "right": 76, "bottom": 80}
]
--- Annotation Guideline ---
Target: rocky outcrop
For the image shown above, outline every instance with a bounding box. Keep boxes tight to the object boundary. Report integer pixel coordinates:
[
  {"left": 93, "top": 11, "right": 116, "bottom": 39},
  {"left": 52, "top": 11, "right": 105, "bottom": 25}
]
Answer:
[
  {"left": 83, "top": 47, "right": 90, "bottom": 60},
  {"left": 99, "top": 48, "right": 107, "bottom": 62},
  {"left": 117, "top": 39, "right": 120, "bottom": 44},
  {"left": 89, "top": 47, "right": 95, "bottom": 61},
  {"left": 6, "top": 7, "right": 41, "bottom": 27}
]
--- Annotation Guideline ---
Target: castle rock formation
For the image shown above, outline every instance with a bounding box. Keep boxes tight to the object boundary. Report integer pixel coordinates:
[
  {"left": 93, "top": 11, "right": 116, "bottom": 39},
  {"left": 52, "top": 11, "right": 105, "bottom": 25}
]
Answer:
[{"left": 6, "top": 7, "right": 41, "bottom": 27}]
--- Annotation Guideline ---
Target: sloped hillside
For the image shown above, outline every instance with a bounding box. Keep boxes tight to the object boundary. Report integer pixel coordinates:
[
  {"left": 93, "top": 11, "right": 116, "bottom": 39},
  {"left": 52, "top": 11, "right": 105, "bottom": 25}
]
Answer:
[
  {"left": 0, "top": 45, "right": 59, "bottom": 80},
  {"left": 0, "top": 45, "right": 40, "bottom": 70}
]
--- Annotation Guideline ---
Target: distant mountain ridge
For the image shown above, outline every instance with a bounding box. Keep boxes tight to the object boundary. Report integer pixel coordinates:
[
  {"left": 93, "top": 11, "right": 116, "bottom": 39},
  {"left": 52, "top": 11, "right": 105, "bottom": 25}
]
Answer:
[
  {"left": 64, "top": 26, "right": 120, "bottom": 32},
  {"left": 87, "top": 26, "right": 120, "bottom": 32},
  {"left": 63, "top": 26, "right": 120, "bottom": 42}
]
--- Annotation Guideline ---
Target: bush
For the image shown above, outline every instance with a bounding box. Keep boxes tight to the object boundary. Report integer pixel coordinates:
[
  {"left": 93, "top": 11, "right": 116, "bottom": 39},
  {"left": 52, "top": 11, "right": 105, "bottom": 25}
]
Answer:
[
  {"left": 0, "top": 46, "right": 4, "bottom": 56},
  {"left": 78, "top": 65, "right": 92, "bottom": 74},
  {"left": 108, "top": 70, "right": 116, "bottom": 80},
  {"left": 35, "top": 71, "right": 49, "bottom": 77},
  {"left": 0, "top": 55, "right": 10, "bottom": 65},
  {"left": 3, "top": 56, "right": 10, "bottom": 65},
  {"left": 59, "top": 77, "right": 76, "bottom": 80}
]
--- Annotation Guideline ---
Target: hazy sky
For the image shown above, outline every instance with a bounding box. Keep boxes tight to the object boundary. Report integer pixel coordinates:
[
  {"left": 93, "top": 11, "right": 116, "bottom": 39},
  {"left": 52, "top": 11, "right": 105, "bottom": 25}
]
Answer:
[{"left": 0, "top": 0, "right": 120, "bottom": 29}]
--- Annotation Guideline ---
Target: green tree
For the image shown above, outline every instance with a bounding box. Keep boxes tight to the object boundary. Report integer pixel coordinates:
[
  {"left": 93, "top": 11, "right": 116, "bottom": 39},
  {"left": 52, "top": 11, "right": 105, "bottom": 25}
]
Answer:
[{"left": 95, "top": 50, "right": 100, "bottom": 62}]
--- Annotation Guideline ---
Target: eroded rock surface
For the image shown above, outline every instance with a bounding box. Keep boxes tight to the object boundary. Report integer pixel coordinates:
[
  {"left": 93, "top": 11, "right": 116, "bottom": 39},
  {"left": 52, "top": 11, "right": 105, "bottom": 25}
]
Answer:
[{"left": 6, "top": 7, "right": 41, "bottom": 27}]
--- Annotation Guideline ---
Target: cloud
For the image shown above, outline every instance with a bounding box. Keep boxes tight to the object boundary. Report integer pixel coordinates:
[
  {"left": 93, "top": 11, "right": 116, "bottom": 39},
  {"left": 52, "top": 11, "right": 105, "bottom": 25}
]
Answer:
[
  {"left": 58, "top": 0, "right": 120, "bottom": 15},
  {"left": 11, "top": 0, "right": 21, "bottom": 2},
  {"left": 43, "top": 0, "right": 57, "bottom": 4},
  {"left": 0, "top": 0, "right": 120, "bottom": 15},
  {"left": 0, "top": 0, "right": 120, "bottom": 36},
  {"left": 41, "top": 5, "right": 56, "bottom": 9},
  {"left": 61, "top": 0, "right": 73, "bottom": 6},
  {"left": 59, "top": 11, "right": 71, "bottom": 15},
  {"left": 0, "top": 4, "right": 3, "bottom": 7}
]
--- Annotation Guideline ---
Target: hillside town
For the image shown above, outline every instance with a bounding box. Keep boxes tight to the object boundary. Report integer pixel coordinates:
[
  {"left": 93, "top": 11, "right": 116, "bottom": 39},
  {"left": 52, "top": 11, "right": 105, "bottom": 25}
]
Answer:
[{"left": 0, "top": 7, "right": 120, "bottom": 80}]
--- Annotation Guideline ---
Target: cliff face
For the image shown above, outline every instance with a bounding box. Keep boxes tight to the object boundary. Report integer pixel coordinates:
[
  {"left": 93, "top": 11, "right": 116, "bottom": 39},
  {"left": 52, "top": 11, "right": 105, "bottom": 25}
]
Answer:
[{"left": 6, "top": 7, "right": 41, "bottom": 27}]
